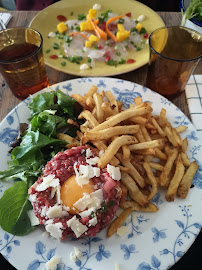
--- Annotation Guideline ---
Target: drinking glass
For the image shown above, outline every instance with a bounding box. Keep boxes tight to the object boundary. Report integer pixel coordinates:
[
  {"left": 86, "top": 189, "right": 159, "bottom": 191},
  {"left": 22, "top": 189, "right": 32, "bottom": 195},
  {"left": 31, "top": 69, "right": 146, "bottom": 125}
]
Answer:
[
  {"left": 0, "top": 27, "right": 49, "bottom": 100},
  {"left": 146, "top": 26, "right": 202, "bottom": 98}
]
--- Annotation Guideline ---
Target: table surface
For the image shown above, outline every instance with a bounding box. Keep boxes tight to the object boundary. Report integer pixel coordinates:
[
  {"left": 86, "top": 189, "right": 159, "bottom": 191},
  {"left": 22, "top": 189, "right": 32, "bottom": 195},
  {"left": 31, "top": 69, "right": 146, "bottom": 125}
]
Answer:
[{"left": 0, "top": 11, "right": 201, "bottom": 270}]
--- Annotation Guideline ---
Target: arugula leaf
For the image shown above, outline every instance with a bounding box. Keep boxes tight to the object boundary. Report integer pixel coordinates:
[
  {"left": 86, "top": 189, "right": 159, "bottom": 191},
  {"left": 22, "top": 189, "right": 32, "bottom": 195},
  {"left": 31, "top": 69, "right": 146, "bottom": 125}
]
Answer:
[
  {"left": 0, "top": 165, "right": 40, "bottom": 182},
  {"left": 0, "top": 181, "right": 35, "bottom": 235},
  {"left": 11, "top": 131, "right": 66, "bottom": 167},
  {"left": 56, "top": 91, "right": 75, "bottom": 116}
]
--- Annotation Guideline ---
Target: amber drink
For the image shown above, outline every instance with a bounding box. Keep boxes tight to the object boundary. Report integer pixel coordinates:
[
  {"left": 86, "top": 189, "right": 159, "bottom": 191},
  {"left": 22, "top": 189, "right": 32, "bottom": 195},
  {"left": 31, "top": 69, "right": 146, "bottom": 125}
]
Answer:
[
  {"left": 0, "top": 27, "right": 49, "bottom": 100},
  {"left": 146, "top": 26, "right": 202, "bottom": 98}
]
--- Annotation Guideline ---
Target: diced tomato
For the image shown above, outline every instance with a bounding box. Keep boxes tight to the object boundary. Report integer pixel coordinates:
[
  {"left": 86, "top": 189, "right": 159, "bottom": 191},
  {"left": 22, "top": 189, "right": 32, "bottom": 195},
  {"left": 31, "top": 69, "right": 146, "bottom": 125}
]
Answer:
[
  {"left": 125, "top": 12, "right": 131, "bottom": 17},
  {"left": 144, "top": 33, "right": 149, "bottom": 38},
  {"left": 49, "top": 55, "right": 58, "bottom": 59},
  {"left": 99, "top": 22, "right": 106, "bottom": 31},
  {"left": 57, "top": 15, "right": 67, "bottom": 22},
  {"left": 127, "top": 58, "right": 135, "bottom": 64},
  {"left": 105, "top": 56, "right": 111, "bottom": 62},
  {"left": 108, "top": 23, "right": 117, "bottom": 31},
  {"left": 98, "top": 45, "right": 103, "bottom": 50}
]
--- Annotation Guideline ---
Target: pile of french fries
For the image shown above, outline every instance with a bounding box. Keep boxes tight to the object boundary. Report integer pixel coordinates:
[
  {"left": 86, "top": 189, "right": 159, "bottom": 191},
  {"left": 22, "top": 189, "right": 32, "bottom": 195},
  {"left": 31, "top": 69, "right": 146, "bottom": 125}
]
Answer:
[{"left": 57, "top": 85, "right": 198, "bottom": 238}]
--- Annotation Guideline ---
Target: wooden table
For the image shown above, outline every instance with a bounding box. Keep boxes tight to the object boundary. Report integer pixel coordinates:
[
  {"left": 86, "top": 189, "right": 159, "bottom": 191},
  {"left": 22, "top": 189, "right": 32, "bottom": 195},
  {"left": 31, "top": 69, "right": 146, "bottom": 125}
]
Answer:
[{"left": 0, "top": 11, "right": 202, "bottom": 270}]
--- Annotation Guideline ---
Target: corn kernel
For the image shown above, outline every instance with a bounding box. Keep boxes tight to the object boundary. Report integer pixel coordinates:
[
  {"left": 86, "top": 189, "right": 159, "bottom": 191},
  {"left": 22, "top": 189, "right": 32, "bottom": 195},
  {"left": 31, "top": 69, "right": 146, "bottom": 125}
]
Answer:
[
  {"left": 85, "top": 40, "right": 92, "bottom": 48},
  {"left": 88, "top": 9, "right": 97, "bottom": 18},
  {"left": 57, "top": 22, "right": 68, "bottom": 34},
  {"left": 136, "top": 22, "right": 143, "bottom": 32},
  {"left": 80, "top": 20, "right": 94, "bottom": 31},
  {"left": 117, "top": 24, "right": 125, "bottom": 32},
  {"left": 89, "top": 34, "right": 100, "bottom": 42},
  {"left": 116, "top": 31, "right": 130, "bottom": 42}
]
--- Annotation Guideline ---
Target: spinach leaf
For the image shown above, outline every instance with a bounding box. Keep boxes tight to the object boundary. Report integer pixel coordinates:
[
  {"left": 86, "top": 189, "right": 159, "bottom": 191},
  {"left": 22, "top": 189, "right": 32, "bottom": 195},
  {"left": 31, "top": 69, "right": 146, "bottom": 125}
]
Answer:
[{"left": 0, "top": 181, "right": 35, "bottom": 235}]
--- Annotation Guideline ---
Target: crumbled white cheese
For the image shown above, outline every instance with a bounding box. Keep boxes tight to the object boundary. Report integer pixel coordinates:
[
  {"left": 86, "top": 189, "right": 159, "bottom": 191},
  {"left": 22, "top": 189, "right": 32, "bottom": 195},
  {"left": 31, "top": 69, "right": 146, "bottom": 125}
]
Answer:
[
  {"left": 137, "top": 14, "right": 145, "bottom": 22},
  {"left": 73, "top": 193, "right": 92, "bottom": 211},
  {"left": 93, "top": 167, "right": 100, "bottom": 177},
  {"left": 80, "top": 63, "right": 89, "bottom": 70},
  {"left": 115, "top": 263, "right": 120, "bottom": 270},
  {"left": 41, "top": 206, "right": 47, "bottom": 217},
  {"left": 50, "top": 187, "right": 57, "bottom": 199},
  {"left": 27, "top": 210, "right": 39, "bottom": 226},
  {"left": 67, "top": 216, "right": 88, "bottom": 238},
  {"left": 89, "top": 216, "right": 98, "bottom": 226},
  {"left": 107, "top": 164, "right": 121, "bottom": 181},
  {"left": 45, "top": 222, "right": 63, "bottom": 240},
  {"left": 79, "top": 207, "right": 95, "bottom": 218},
  {"left": 45, "top": 256, "right": 61, "bottom": 270},
  {"left": 74, "top": 247, "right": 82, "bottom": 258},
  {"left": 56, "top": 185, "right": 61, "bottom": 204},
  {"left": 36, "top": 175, "right": 60, "bottom": 192},
  {"left": 70, "top": 247, "right": 82, "bottom": 262},
  {"left": 48, "top": 32, "right": 56, "bottom": 38},
  {"left": 117, "top": 225, "right": 129, "bottom": 236},
  {"left": 29, "top": 194, "right": 37, "bottom": 203},
  {"left": 46, "top": 205, "right": 69, "bottom": 218},
  {"left": 74, "top": 189, "right": 103, "bottom": 213},
  {"left": 74, "top": 163, "right": 90, "bottom": 186},
  {"left": 93, "top": 3, "right": 101, "bottom": 10},
  {"left": 86, "top": 148, "right": 93, "bottom": 158},
  {"left": 63, "top": 205, "right": 70, "bottom": 212},
  {"left": 45, "top": 219, "right": 54, "bottom": 225},
  {"left": 86, "top": 156, "right": 100, "bottom": 165}
]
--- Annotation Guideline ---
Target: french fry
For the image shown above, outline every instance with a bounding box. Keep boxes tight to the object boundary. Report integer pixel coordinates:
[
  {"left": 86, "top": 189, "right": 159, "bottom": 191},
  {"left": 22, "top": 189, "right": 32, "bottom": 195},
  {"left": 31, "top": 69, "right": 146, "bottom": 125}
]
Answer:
[
  {"left": 121, "top": 200, "right": 158, "bottom": 212},
  {"left": 117, "top": 100, "right": 122, "bottom": 110},
  {"left": 82, "top": 125, "right": 140, "bottom": 143},
  {"left": 56, "top": 133, "right": 80, "bottom": 146},
  {"left": 160, "top": 108, "right": 166, "bottom": 118},
  {"left": 98, "top": 136, "right": 136, "bottom": 168},
  {"left": 106, "top": 91, "right": 119, "bottom": 113},
  {"left": 151, "top": 117, "right": 166, "bottom": 137},
  {"left": 164, "top": 126, "right": 178, "bottom": 147},
  {"left": 134, "top": 96, "right": 143, "bottom": 105},
  {"left": 136, "top": 129, "right": 145, "bottom": 143},
  {"left": 181, "top": 137, "right": 188, "bottom": 152},
  {"left": 148, "top": 162, "right": 164, "bottom": 171},
  {"left": 116, "top": 153, "right": 145, "bottom": 188},
  {"left": 78, "top": 110, "right": 99, "bottom": 128},
  {"left": 172, "top": 128, "right": 183, "bottom": 146},
  {"left": 121, "top": 172, "right": 148, "bottom": 206},
  {"left": 84, "top": 85, "right": 98, "bottom": 98},
  {"left": 122, "top": 145, "right": 131, "bottom": 160},
  {"left": 88, "top": 105, "right": 152, "bottom": 132},
  {"left": 129, "top": 116, "right": 148, "bottom": 125},
  {"left": 177, "top": 161, "right": 199, "bottom": 199},
  {"left": 129, "top": 139, "right": 164, "bottom": 151},
  {"left": 93, "top": 93, "right": 104, "bottom": 123},
  {"left": 176, "top": 125, "right": 188, "bottom": 133},
  {"left": 155, "top": 148, "right": 167, "bottom": 160},
  {"left": 181, "top": 152, "right": 191, "bottom": 167},
  {"left": 91, "top": 140, "right": 120, "bottom": 166},
  {"left": 140, "top": 125, "right": 151, "bottom": 141},
  {"left": 71, "top": 94, "right": 88, "bottom": 109},
  {"left": 107, "top": 207, "right": 133, "bottom": 237},
  {"left": 101, "top": 102, "right": 116, "bottom": 118},
  {"left": 165, "top": 154, "right": 185, "bottom": 202},
  {"left": 134, "top": 149, "right": 156, "bottom": 155},
  {"left": 160, "top": 148, "right": 178, "bottom": 186},
  {"left": 120, "top": 183, "right": 128, "bottom": 205},
  {"left": 86, "top": 96, "right": 95, "bottom": 111},
  {"left": 118, "top": 165, "right": 130, "bottom": 172},
  {"left": 143, "top": 162, "right": 158, "bottom": 200},
  {"left": 144, "top": 154, "right": 154, "bottom": 162}
]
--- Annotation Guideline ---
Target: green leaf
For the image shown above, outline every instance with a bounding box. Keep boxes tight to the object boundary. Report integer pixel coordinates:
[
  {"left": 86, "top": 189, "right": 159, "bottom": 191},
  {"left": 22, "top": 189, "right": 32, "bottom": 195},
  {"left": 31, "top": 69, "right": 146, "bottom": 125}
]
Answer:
[
  {"left": 56, "top": 91, "right": 75, "bottom": 116},
  {"left": 0, "top": 181, "right": 35, "bottom": 235}
]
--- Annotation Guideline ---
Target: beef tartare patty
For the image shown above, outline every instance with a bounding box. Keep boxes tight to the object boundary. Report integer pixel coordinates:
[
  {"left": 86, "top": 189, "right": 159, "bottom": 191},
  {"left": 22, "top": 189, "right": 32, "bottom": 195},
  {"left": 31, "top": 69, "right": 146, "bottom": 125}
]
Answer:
[{"left": 28, "top": 146, "right": 122, "bottom": 240}]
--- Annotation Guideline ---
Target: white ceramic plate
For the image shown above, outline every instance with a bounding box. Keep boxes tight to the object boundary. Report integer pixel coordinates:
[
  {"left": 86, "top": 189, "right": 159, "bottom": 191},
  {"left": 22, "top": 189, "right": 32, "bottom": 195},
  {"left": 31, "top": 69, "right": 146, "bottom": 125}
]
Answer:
[{"left": 0, "top": 78, "right": 202, "bottom": 270}]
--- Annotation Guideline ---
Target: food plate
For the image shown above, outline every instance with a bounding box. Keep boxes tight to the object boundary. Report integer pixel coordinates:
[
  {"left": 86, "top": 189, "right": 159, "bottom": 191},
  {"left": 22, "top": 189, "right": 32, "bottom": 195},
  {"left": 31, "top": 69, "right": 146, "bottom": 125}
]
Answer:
[
  {"left": 29, "top": 0, "right": 164, "bottom": 77},
  {"left": 0, "top": 78, "right": 202, "bottom": 270}
]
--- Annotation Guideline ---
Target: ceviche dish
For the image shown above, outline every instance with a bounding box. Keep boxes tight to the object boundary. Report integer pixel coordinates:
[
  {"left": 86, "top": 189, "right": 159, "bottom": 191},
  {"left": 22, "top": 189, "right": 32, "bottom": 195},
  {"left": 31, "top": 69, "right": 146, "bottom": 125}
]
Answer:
[{"left": 46, "top": 3, "right": 149, "bottom": 70}]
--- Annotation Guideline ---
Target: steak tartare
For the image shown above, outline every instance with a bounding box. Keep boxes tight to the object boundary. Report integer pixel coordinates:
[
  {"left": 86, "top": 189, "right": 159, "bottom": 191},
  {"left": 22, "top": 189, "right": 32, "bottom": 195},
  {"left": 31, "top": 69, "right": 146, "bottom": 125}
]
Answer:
[{"left": 28, "top": 146, "right": 122, "bottom": 240}]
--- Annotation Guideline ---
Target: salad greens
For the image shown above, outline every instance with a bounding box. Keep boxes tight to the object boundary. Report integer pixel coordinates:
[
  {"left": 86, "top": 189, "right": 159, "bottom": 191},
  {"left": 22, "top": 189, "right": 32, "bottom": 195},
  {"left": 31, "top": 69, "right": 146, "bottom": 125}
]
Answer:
[
  {"left": 181, "top": 0, "right": 202, "bottom": 26},
  {"left": 0, "top": 90, "right": 79, "bottom": 235}
]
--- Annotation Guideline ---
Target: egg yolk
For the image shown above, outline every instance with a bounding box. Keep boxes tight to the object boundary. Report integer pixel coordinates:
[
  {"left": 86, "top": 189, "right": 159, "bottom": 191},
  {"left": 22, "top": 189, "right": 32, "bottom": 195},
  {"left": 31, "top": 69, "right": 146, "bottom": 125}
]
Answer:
[{"left": 60, "top": 174, "right": 94, "bottom": 214}]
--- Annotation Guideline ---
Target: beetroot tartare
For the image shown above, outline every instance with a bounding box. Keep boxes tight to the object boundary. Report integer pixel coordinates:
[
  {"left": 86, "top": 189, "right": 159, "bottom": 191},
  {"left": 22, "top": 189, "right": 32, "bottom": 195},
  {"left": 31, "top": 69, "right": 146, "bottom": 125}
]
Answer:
[{"left": 28, "top": 146, "right": 122, "bottom": 240}]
